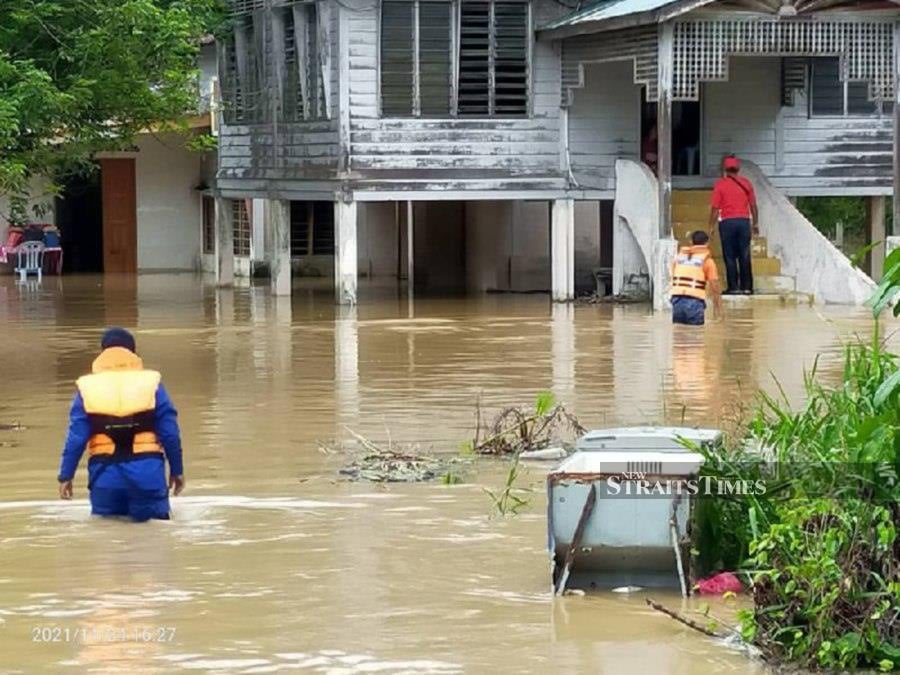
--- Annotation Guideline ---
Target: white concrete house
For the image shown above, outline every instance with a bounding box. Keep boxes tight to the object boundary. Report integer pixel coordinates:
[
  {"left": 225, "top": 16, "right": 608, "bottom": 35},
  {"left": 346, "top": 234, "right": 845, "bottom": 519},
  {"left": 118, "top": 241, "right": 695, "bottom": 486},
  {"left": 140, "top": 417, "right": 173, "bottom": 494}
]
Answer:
[
  {"left": 0, "top": 42, "right": 221, "bottom": 276},
  {"left": 213, "top": 0, "right": 899, "bottom": 305}
]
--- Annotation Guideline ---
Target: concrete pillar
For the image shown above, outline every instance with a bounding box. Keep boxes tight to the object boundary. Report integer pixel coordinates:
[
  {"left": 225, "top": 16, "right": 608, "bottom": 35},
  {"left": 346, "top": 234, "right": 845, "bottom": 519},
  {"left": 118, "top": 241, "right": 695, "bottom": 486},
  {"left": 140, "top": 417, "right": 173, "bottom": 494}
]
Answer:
[
  {"left": 868, "top": 196, "right": 887, "bottom": 280},
  {"left": 335, "top": 199, "right": 358, "bottom": 305},
  {"left": 335, "top": 305, "right": 360, "bottom": 423},
  {"left": 214, "top": 197, "right": 234, "bottom": 287},
  {"left": 551, "top": 199, "right": 575, "bottom": 302},
  {"left": 268, "top": 199, "right": 292, "bottom": 296},
  {"left": 551, "top": 303, "right": 576, "bottom": 406},
  {"left": 251, "top": 199, "right": 266, "bottom": 263}
]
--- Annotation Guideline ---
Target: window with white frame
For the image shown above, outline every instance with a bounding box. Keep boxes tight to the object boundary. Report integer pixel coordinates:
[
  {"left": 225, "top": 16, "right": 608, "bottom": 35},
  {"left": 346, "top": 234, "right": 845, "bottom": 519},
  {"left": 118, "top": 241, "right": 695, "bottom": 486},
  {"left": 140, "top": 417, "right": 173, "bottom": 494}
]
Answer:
[
  {"left": 379, "top": 0, "right": 530, "bottom": 118},
  {"left": 810, "top": 57, "right": 893, "bottom": 117}
]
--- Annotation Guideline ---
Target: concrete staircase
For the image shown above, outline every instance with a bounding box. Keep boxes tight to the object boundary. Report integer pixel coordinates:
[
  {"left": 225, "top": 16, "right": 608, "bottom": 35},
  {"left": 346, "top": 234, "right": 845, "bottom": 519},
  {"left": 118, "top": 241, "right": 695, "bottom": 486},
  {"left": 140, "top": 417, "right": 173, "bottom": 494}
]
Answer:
[{"left": 672, "top": 190, "right": 796, "bottom": 295}]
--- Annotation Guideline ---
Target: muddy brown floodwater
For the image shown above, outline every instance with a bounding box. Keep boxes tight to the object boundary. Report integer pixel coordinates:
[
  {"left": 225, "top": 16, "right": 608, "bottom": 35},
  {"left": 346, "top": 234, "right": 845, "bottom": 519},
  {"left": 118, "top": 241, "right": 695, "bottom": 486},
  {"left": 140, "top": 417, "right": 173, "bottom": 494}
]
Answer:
[{"left": 0, "top": 275, "right": 893, "bottom": 674}]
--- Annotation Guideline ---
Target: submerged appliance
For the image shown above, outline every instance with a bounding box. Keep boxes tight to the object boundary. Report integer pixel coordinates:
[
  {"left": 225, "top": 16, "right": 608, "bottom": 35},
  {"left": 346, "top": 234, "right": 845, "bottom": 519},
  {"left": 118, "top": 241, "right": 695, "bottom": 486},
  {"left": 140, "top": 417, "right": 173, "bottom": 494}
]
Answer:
[{"left": 548, "top": 427, "right": 720, "bottom": 594}]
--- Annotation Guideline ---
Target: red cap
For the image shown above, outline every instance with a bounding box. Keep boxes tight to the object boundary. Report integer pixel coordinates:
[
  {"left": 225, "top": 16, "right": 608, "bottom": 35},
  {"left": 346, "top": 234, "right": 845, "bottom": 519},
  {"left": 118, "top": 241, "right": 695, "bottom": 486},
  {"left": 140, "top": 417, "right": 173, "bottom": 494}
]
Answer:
[{"left": 723, "top": 156, "right": 741, "bottom": 170}]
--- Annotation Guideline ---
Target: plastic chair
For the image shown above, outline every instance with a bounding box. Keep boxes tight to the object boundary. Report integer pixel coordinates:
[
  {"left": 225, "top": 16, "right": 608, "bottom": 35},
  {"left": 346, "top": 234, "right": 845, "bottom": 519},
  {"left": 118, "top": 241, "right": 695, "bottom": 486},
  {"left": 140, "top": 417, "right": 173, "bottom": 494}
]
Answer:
[{"left": 15, "top": 241, "right": 44, "bottom": 282}]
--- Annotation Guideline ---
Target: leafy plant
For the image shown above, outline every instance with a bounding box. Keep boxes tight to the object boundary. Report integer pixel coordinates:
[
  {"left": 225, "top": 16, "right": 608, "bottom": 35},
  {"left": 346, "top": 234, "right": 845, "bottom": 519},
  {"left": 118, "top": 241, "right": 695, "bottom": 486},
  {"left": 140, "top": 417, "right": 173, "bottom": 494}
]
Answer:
[
  {"left": 484, "top": 455, "right": 533, "bottom": 517},
  {"left": 696, "top": 332, "right": 899, "bottom": 670}
]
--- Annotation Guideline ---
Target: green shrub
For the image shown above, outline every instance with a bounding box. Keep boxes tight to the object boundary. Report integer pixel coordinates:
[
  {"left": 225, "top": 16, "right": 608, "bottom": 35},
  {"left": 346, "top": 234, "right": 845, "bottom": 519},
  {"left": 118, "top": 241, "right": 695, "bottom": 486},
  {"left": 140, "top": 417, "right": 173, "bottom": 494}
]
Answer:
[{"left": 695, "top": 330, "right": 899, "bottom": 670}]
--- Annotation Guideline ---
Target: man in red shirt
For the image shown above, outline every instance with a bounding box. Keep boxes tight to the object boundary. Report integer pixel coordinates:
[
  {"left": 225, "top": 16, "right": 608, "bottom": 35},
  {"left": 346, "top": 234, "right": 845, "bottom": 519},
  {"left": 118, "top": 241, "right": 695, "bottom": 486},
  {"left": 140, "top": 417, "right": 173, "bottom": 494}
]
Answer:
[{"left": 708, "top": 155, "right": 758, "bottom": 295}]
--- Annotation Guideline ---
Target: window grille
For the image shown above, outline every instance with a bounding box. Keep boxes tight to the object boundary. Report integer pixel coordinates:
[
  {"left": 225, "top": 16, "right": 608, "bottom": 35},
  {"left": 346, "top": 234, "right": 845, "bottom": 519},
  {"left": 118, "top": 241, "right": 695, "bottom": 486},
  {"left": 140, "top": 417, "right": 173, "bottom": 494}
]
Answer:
[
  {"left": 290, "top": 202, "right": 334, "bottom": 256},
  {"left": 233, "top": 200, "right": 252, "bottom": 257},
  {"left": 379, "top": 0, "right": 527, "bottom": 118},
  {"left": 202, "top": 197, "right": 215, "bottom": 255}
]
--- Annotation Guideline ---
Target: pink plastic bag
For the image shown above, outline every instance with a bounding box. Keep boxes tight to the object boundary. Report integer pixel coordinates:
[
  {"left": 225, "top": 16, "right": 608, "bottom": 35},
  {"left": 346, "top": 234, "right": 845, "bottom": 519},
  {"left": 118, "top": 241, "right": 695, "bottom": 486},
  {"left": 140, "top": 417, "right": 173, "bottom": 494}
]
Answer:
[{"left": 696, "top": 572, "right": 742, "bottom": 595}]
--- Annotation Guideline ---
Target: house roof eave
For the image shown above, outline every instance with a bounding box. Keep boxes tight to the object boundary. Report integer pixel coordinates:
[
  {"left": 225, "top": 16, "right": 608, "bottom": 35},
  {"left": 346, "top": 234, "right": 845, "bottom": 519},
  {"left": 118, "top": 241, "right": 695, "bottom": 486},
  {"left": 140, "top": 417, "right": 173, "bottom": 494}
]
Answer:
[{"left": 537, "top": 0, "right": 728, "bottom": 40}]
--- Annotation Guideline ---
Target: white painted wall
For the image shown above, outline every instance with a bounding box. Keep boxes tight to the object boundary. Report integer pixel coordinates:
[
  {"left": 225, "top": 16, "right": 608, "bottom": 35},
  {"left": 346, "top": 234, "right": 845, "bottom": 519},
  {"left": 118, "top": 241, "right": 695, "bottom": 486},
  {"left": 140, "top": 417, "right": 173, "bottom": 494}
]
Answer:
[
  {"left": 612, "top": 160, "right": 656, "bottom": 298},
  {"left": 135, "top": 133, "right": 203, "bottom": 271},
  {"left": 704, "top": 56, "right": 894, "bottom": 196},
  {"left": 358, "top": 202, "right": 399, "bottom": 277},
  {"left": 568, "top": 60, "right": 642, "bottom": 192},
  {"left": 0, "top": 177, "right": 55, "bottom": 228}
]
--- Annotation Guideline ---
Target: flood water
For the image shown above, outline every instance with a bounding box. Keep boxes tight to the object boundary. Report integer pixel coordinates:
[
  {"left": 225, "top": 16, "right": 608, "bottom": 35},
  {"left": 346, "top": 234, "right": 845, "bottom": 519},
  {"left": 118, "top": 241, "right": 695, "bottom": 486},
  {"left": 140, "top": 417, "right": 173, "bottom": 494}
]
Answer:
[{"left": 0, "top": 275, "right": 892, "bottom": 674}]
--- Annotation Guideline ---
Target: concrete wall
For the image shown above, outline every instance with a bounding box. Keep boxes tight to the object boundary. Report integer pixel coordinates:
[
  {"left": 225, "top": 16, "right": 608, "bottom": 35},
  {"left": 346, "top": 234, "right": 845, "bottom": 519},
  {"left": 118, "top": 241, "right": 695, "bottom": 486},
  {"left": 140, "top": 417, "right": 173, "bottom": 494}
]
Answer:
[
  {"left": 135, "top": 133, "right": 203, "bottom": 271},
  {"left": 358, "top": 202, "right": 399, "bottom": 278},
  {"left": 574, "top": 201, "right": 602, "bottom": 295},
  {"left": 464, "top": 201, "right": 551, "bottom": 293}
]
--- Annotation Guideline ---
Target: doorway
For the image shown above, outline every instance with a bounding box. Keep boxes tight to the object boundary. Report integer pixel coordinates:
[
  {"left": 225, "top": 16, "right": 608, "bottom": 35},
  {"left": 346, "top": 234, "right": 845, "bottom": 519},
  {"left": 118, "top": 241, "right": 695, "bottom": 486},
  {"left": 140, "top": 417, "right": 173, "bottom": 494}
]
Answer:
[
  {"left": 57, "top": 169, "right": 103, "bottom": 273},
  {"left": 641, "top": 91, "right": 702, "bottom": 176}
]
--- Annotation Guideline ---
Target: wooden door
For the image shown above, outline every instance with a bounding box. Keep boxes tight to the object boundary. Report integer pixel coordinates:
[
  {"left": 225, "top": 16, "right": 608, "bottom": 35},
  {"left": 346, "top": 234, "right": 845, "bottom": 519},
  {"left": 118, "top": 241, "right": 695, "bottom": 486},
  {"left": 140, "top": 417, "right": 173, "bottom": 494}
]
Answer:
[{"left": 100, "top": 158, "right": 137, "bottom": 273}]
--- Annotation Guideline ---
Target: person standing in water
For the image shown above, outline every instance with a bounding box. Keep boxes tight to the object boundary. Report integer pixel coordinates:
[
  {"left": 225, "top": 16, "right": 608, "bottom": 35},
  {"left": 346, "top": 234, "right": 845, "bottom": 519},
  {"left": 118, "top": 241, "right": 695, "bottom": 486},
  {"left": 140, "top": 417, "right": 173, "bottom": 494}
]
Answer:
[
  {"left": 57, "top": 328, "right": 185, "bottom": 521},
  {"left": 670, "top": 230, "right": 723, "bottom": 326},
  {"left": 709, "top": 155, "right": 758, "bottom": 295}
]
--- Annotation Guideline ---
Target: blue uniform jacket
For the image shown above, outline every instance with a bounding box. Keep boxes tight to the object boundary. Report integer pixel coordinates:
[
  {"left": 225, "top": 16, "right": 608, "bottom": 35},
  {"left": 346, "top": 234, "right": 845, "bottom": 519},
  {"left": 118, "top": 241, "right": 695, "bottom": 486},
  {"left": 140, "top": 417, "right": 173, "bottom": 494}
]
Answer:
[{"left": 57, "top": 385, "right": 184, "bottom": 484}]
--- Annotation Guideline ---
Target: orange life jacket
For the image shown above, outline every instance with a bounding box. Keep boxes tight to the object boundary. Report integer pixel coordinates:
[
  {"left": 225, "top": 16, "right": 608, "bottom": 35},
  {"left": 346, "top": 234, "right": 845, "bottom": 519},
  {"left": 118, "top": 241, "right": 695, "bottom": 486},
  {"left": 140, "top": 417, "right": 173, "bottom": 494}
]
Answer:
[
  {"left": 671, "top": 245, "right": 711, "bottom": 301},
  {"left": 76, "top": 347, "right": 163, "bottom": 459}
]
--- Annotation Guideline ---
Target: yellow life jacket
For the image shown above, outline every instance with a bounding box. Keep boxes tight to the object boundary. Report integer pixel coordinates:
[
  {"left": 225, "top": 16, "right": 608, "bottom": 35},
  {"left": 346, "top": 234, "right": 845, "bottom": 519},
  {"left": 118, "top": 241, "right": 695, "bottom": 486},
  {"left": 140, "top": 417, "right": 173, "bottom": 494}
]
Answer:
[
  {"left": 671, "top": 245, "right": 711, "bottom": 301},
  {"left": 76, "top": 347, "right": 163, "bottom": 459}
]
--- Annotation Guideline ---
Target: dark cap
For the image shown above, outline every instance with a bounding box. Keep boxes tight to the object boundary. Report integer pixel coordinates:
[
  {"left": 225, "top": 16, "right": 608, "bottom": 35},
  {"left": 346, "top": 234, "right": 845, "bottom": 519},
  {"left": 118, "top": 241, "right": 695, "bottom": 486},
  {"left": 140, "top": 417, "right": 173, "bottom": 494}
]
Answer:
[{"left": 101, "top": 327, "right": 136, "bottom": 353}]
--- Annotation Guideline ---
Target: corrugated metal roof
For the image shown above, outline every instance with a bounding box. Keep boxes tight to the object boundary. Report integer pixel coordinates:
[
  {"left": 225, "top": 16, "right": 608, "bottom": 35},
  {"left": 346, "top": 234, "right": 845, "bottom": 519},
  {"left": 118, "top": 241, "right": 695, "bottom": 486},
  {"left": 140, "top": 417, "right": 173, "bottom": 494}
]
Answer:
[
  {"left": 540, "top": 0, "right": 705, "bottom": 35},
  {"left": 542, "top": 0, "right": 677, "bottom": 31}
]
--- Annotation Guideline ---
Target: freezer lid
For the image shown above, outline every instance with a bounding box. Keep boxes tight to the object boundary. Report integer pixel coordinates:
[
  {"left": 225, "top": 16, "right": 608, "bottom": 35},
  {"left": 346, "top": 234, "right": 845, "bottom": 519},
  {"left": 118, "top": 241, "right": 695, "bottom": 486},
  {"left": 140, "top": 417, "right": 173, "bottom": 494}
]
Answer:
[{"left": 575, "top": 426, "right": 723, "bottom": 453}]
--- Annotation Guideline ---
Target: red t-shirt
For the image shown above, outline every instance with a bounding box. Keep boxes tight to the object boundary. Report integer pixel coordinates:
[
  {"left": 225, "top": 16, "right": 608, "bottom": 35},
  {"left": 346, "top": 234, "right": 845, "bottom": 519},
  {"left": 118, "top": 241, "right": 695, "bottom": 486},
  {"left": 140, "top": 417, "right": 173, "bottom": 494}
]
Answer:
[{"left": 711, "top": 176, "right": 756, "bottom": 220}]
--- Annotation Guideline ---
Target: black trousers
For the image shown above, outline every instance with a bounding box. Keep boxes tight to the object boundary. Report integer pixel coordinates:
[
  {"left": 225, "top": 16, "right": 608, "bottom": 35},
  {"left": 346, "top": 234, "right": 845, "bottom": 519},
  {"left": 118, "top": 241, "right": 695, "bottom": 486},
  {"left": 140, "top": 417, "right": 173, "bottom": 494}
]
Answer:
[{"left": 718, "top": 218, "right": 753, "bottom": 293}]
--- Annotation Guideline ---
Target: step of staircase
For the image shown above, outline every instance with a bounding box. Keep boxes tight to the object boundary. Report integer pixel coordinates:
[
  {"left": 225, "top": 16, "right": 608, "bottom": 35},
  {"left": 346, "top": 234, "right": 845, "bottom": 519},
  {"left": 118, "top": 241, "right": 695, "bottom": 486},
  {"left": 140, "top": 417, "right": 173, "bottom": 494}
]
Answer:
[{"left": 673, "top": 189, "right": 794, "bottom": 298}]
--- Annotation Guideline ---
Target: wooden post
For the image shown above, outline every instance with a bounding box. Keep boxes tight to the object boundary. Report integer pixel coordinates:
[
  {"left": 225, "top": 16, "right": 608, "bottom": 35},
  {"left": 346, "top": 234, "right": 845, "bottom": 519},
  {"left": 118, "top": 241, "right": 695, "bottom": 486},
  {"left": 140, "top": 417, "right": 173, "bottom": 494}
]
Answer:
[
  {"left": 215, "top": 197, "right": 235, "bottom": 287},
  {"left": 406, "top": 201, "right": 415, "bottom": 295},
  {"left": 893, "top": 23, "right": 899, "bottom": 236},
  {"left": 269, "top": 199, "right": 292, "bottom": 296},
  {"left": 657, "top": 22, "right": 675, "bottom": 239},
  {"left": 868, "top": 196, "right": 887, "bottom": 280},
  {"left": 335, "top": 199, "right": 358, "bottom": 305}
]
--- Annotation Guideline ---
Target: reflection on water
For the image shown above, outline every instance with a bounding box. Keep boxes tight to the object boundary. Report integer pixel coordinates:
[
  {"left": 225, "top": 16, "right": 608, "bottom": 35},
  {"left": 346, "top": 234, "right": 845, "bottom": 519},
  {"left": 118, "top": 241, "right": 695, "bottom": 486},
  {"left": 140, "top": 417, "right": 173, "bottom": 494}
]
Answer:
[{"left": 0, "top": 275, "right": 890, "bottom": 673}]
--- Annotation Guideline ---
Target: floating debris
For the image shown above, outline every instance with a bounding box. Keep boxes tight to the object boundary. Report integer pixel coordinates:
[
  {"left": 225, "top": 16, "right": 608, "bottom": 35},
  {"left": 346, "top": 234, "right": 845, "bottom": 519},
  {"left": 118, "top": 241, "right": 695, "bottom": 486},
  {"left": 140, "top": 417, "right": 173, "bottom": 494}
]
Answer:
[
  {"left": 324, "top": 428, "right": 467, "bottom": 483},
  {"left": 0, "top": 422, "right": 25, "bottom": 431},
  {"left": 471, "top": 392, "right": 584, "bottom": 456},
  {"left": 519, "top": 447, "right": 568, "bottom": 461}
]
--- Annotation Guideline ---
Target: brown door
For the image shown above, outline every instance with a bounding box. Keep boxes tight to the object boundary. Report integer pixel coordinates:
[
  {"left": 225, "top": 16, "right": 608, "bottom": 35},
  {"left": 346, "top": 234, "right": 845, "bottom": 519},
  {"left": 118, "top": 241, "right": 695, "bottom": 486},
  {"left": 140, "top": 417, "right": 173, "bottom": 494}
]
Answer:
[{"left": 100, "top": 158, "right": 137, "bottom": 273}]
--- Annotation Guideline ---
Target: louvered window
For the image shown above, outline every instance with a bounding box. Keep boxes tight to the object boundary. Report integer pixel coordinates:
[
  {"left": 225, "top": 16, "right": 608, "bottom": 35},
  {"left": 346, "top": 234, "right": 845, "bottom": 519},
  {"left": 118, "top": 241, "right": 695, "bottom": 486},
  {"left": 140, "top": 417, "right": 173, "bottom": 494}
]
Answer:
[
  {"left": 281, "top": 4, "right": 327, "bottom": 121},
  {"left": 380, "top": 0, "right": 528, "bottom": 118},
  {"left": 810, "top": 58, "right": 892, "bottom": 117},
  {"left": 458, "top": 1, "right": 529, "bottom": 117},
  {"left": 381, "top": 1, "right": 452, "bottom": 116}
]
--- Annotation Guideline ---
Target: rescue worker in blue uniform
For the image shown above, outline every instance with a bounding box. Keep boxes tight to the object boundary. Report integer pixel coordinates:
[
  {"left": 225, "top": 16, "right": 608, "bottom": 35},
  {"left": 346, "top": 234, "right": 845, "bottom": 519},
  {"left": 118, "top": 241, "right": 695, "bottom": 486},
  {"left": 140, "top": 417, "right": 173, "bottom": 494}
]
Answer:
[{"left": 57, "top": 328, "right": 185, "bottom": 521}]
